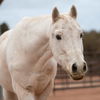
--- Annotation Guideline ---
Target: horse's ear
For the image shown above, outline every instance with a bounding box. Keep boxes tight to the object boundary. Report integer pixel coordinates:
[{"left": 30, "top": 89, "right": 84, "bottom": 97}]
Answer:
[
  {"left": 69, "top": 5, "right": 77, "bottom": 19},
  {"left": 52, "top": 7, "right": 59, "bottom": 23}
]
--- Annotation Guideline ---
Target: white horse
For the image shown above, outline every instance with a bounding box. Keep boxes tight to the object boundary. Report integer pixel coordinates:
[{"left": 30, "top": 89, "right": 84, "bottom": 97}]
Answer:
[{"left": 0, "top": 5, "right": 88, "bottom": 100}]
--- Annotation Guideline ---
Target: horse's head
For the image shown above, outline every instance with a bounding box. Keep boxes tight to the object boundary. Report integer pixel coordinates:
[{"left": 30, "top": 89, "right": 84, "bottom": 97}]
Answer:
[{"left": 49, "top": 5, "right": 88, "bottom": 80}]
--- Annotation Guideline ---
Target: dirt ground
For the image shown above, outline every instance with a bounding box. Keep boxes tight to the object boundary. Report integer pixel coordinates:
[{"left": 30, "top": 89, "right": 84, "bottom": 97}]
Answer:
[{"left": 48, "top": 87, "right": 100, "bottom": 100}]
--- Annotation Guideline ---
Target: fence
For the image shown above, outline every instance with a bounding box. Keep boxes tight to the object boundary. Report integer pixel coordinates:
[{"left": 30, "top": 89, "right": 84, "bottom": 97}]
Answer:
[{"left": 54, "top": 52, "right": 100, "bottom": 91}]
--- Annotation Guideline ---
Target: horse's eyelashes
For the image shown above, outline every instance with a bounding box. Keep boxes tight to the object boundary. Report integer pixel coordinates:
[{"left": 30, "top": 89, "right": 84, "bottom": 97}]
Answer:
[{"left": 56, "top": 35, "right": 62, "bottom": 40}]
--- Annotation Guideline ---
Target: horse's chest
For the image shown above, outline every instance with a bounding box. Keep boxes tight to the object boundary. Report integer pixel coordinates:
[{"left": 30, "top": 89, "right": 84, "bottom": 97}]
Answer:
[
  {"left": 34, "top": 74, "right": 52, "bottom": 94},
  {"left": 28, "top": 65, "right": 57, "bottom": 94}
]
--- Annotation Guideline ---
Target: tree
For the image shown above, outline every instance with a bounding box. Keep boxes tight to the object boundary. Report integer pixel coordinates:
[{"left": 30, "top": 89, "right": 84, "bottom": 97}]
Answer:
[
  {"left": 83, "top": 30, "right": 100, "bottom": 53},
  {"left": 0, "top": 0, "right": 3, "bottom": 5},
  {"left": 0, "top": 22, "right": 9, "bottom": 35}
]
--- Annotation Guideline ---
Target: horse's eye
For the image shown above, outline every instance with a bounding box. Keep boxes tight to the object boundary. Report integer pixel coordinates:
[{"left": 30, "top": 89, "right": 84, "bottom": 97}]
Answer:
[
  {"left": 56, "top": 35, "right": 62, "bottom": 40},
  {"left": 80, "top": 33, "right": 83, "bottom": 38}
]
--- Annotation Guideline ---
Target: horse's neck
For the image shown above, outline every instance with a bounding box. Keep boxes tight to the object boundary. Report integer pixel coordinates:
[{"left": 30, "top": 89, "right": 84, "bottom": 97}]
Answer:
[
  {"left": 32, "top": 17, "right": 51, "bottom": 48},
  {"left": 27, "top": 17, "right": 52, "bottom": 61},
  {"left": 32, "top": 16, "right": 51, "bottom": 38},
  {"left": 13, "top": 16, "right": 52, "bottom": 63}
]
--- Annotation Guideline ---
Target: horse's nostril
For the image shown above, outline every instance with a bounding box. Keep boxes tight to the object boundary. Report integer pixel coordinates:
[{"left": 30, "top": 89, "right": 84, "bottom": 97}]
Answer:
[
  {"left": 83, "top": 63, "right": 87, "bottom": 72},
  {"left": 72, "top": 63, "right": 77, "bottom": 73}
]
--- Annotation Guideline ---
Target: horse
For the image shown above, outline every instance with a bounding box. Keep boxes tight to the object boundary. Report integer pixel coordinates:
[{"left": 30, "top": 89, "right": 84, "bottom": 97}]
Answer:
[{"left": 0, "top": 5, "right": 88, "bottom": 100}]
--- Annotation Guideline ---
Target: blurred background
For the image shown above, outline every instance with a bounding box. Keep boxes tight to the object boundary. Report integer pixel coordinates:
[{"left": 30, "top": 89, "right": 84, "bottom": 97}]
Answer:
[{"left": 0, "top": 0, "right": 100, "bottom": 100}]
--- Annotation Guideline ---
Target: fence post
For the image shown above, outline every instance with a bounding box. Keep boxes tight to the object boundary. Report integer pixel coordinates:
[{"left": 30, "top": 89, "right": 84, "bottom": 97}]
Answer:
[{"left": 0, "top": 86, "right": 2, "bottom": 100}]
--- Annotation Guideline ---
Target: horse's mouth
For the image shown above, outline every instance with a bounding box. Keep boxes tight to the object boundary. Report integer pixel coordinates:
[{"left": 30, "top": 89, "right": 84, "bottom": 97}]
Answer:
[{"left": 70, "top": 75, "right": 84, "bottom": 80}]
